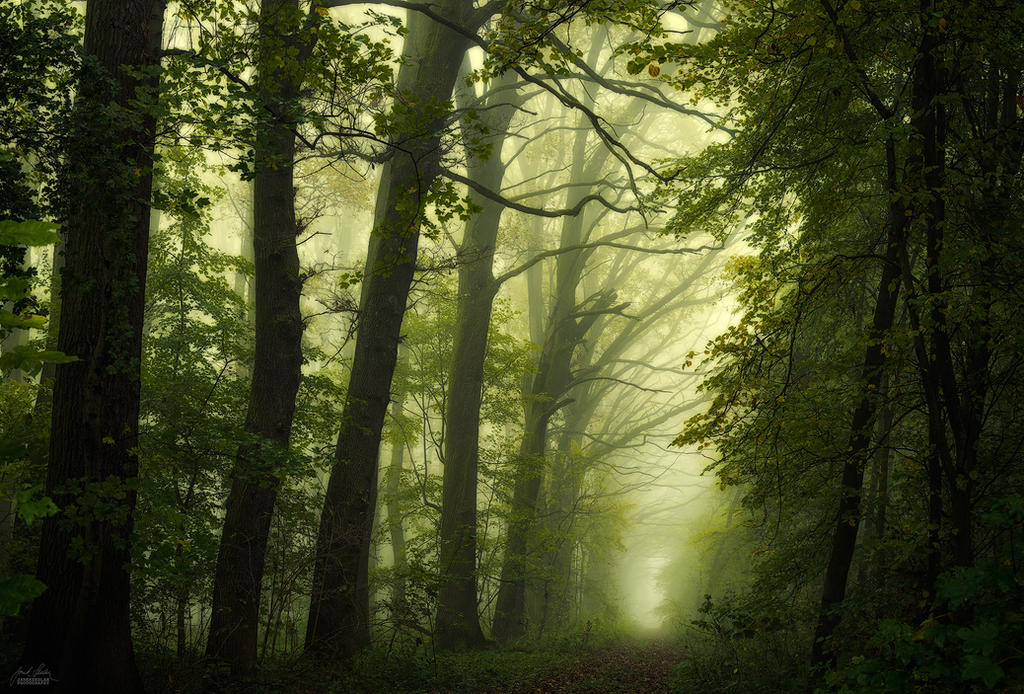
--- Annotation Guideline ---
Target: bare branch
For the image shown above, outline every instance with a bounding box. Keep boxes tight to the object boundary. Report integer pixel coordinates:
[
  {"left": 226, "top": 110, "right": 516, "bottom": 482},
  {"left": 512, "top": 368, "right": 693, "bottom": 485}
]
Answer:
[
  {"left": 493, "top": 234, "right": 721, "bottom": 285},
  {"left": 442, "top": 168, "right": 642, "bottom": 217}
]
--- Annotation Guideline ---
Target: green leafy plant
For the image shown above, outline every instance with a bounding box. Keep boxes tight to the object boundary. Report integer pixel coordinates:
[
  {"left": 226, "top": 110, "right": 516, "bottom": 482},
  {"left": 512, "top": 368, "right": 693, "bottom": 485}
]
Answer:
[{"left": 830, "top": 498, "right": 1024, "bottom": 693}]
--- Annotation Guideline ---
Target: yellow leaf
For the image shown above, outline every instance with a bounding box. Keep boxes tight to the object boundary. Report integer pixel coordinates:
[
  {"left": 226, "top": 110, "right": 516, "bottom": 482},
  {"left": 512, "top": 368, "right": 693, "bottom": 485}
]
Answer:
[{"left": 315, "top": 6, "right": 329, "bottom": 16}]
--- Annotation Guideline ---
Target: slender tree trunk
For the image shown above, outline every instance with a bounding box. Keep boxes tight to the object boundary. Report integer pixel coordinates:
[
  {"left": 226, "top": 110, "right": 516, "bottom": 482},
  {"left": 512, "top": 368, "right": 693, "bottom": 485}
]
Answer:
[
  {"left": 540, "top": 426, "right": 583, "bottom": 631},
  {"left": 305, "top": 3, "right": 474, "bottom": 661},
  {"left": 705, "top": 488, "right": 743, "bottom": 594},
  {"left": 810, "top": 140, "right": 906, "bottom": 671},
  {"left": 912, "top": 3, "right": 974, "bottom": 570},
  {"left": 205, "top": 0, "right": 305, "bottom": 676},
  {"left": 176, "top": 540, "right": 188, "bottom": 663},
  {"left": 863, "top": 375, "right": 893, "bottom": 592},
  {"left": 386, "top": 394, "right": 408, "bottom": 611},
  {"left": 21, "top": 2, "right": 165, "bottom": 691},
  {"left": 491, "top": 83, "right": 611, "bottom": 640},
  {"left": 435, "top": 71, "right": 521, "bottom": 650},
  {"left": 492, "top": 406, "right": 550, "bottom": 641}
]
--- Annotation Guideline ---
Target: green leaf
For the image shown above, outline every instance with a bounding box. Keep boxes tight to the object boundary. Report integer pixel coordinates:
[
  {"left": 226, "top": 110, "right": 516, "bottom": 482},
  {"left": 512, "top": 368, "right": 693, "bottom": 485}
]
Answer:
[
  {"left": 0, "top": 574, "right": 46, "bottom": 617},
  {"left": 0, "top": 310, "right": 46, "bottom": 330},
  {"left": 15, "top": 486, "right": 58, "bottom": 526},
  {"left": 0, "top": 220, "right": 61, "bottom": 247},
  {"left": 0, "top": 345, "right": 77, "bottom": 376},
  {"left": 0, "top": 276, "right": 32, "bottom": 302},
  {"left": 957, "top": 620, "right": 999, "bottom": 655},
  {"left": 961, "top": 654, "right": 1004, "bottom": 688}
]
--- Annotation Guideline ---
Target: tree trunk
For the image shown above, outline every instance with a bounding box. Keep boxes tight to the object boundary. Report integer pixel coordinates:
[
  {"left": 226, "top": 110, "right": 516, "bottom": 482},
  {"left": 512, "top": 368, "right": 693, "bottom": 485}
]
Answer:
[
  {"left": 491, "top": 274, "right": 615, "bottom": 642},
  {"left": 810, "top": 139, "right": 906, "bottom": 671},
  {"left": 304, "top": 3, "right": 474, "bottom": 661},
  {"left": 21, "top": 2, "right": 165, "bottom": 691},
  {"left": 492, "top": 407, "right": 550, "bottom": 641},
  {"left": 435, "top": 71, "right": 521, "bottom": 651},
  {"left": 491, "top": 79, "right": 611, "bottom": 639},
  {"left": 385, "top": 395, "right": 408, "bottom": 611},
  {"left": 176, "top": 540, "right": 188, "bottom": 664},
  {"left": 539, "top": 426, "right": 583, "bottom": 632},
  {"left": 205, "top": 0, "right": 305, "bottom": 677}
]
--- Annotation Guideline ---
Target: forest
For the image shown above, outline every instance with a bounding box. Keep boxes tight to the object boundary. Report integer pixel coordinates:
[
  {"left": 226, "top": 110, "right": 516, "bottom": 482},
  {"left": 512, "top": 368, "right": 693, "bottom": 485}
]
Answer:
[{"left": 1, "top": 0, "right": 1022, "bottom": 692}]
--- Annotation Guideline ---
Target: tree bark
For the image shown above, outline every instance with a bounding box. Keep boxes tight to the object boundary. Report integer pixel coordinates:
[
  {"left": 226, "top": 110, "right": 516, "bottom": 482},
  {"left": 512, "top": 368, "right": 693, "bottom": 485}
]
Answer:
[
  {"left": 21, "top": 1, "right": 165, "bottom": 691},
  {"left": 491, "top": 272, "right": 617, "bottom": 642},
  {"left": 304, "top": 3, "right": 474, "bottom": 661},
  {"left": 205, "top": 0, "right": 305, "bottom": 676}
]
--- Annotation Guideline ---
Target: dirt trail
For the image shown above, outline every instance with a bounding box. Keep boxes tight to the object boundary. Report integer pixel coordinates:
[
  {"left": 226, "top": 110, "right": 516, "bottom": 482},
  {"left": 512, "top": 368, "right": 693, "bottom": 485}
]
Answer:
[{"left": 490, "top": 638, "right": 687, "bottom": 694}]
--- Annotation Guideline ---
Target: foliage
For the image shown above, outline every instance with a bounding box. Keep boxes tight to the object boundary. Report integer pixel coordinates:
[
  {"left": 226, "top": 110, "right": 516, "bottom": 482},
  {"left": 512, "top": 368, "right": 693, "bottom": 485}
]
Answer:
[
  {"left": 0, "top": 0, "right": 81, "bottom": 222},
  {"left": 130, "top": 147, "right": 349, "bottom": 658},
  {"left": 634, "top": 0, "right": 1024, "bottom": 686},
  {"left": 160, "top": 1, "right": 397, "bottom": 177},
  {"left": 669, "top": 593, "right": 810, "bottom": 694},
  {"left": 132, "top": 150, "right": 250, "bottom": 650},
  {"left": 0, "top": 213, "right": 71, "bottom": 620},
  {"left": 828, "top": 499, "right": 1024, "bottom": 693}
]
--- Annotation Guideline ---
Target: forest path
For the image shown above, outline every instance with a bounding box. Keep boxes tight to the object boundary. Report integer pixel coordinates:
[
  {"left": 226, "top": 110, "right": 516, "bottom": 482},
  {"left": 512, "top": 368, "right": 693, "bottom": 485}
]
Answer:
[{"left": 482, "top": 637, "right": 686, "bottom": 694}]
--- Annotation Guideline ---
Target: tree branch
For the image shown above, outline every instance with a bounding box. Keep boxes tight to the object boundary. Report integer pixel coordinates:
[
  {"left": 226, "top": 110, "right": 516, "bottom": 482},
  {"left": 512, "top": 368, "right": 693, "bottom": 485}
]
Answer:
[{"left": 442, "top": 168, "right": 642, "bottom": 217}]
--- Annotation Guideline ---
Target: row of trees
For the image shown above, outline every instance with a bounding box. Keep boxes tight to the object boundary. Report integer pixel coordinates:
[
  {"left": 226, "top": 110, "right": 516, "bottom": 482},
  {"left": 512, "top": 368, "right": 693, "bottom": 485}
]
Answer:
[
  {"left": 1, "top": 1, "right": 727, "bottom": 691},
  {"left": 658, "top": 0, "right": 1024, "bottom": 690}
]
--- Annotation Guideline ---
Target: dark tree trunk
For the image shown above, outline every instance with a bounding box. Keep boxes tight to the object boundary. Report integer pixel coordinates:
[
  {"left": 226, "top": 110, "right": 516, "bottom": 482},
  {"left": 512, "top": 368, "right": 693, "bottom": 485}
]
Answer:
[
  {"left": 435, "top": 72, "right": 521, "bottom": 651},
  {"left": 304, "top": 3, "right": 474, "bottom": 661},
  {"left": 176, "top": 540, "right": 188, "bottom": 663},
  {"left": 21, "top": 1, "right": 165, "bottom": 691},
  {"left": 205, "top": 0, "right": 305, "bottom": 676},
  {"left": 810, "top": 139, "right": 906, "bottom": 671}
]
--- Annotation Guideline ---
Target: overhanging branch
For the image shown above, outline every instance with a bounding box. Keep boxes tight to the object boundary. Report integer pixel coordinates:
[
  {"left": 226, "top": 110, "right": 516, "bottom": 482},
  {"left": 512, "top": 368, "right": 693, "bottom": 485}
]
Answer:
[{"left": 442, "top": 169, "right": 642, "bottom": 217}]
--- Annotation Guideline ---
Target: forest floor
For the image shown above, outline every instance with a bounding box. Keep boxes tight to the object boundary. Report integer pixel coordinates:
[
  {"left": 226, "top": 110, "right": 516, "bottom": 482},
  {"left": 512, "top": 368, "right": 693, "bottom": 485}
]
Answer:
[
  {"left": 475, "top": 637, "right": 687, "bottom": 694},
  {"left": 134, "top": 634, "right": 688, "bottom": 693}
]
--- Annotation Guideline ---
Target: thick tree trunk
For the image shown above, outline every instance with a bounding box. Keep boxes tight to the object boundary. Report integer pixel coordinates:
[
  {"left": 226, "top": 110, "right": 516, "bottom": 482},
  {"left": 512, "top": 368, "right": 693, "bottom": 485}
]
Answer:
[
  {"left": 810, "top": 140, "right": 906, "bottom": 671},
  {"left": 205, "top": 0, "right": 305, "bottom": 677},
  {"left": 435, "top": 72, "right": 521, "bottom": 650},
  {"left": 304, "top": 4, "right": 473, "bottom": 661},
  {"left": 21, "top": 2, "right": 165, "bottom": 691}
]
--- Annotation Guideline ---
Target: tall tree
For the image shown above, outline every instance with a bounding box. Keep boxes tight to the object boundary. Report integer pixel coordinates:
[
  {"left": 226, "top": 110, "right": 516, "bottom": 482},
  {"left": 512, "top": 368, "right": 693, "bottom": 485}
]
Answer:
[
  {"left": 305, "top": 1, "right": 480, "bottom": 661},
  {"left": 810, "top": 139, "right": 906, "bottom": 670},
  {"left": 435, "top": 69, "right": 522, "bottom": 651},
  {"left": 661, "top": 0, "right": 1024, "bottom": 684},
  {"left": 21, "top": 0, "right": 165, "bottom": 691},
  {"left": 491, "top": 80, "right": 630, "bottom": 639},
  {"left": 204, "top": 0, "right": 305, "bottom": 675}
]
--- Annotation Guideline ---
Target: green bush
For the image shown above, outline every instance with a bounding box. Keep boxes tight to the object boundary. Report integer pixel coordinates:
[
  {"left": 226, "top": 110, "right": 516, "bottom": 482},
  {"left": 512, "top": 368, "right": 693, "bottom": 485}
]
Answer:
[
  {"left": 669, "top": 593, "right": 810, "bottom": 694},
  {"left": 829, "top": 498, "right": 1024, "bottom": 693}
]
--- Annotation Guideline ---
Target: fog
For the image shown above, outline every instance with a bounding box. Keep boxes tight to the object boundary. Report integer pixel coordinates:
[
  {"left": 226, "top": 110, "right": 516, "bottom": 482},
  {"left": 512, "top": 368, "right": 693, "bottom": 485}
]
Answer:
[{"left": 175, "top": 0, "right": 747, "bottom": 642}]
